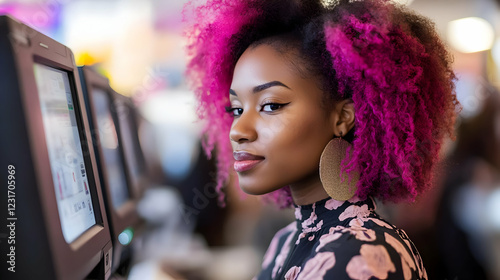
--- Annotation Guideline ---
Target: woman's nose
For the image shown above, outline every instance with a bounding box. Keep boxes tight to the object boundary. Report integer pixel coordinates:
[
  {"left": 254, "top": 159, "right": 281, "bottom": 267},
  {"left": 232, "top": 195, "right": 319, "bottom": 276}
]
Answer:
[{"left": 229, "top": 111, "right": 258, "bottom": 143}]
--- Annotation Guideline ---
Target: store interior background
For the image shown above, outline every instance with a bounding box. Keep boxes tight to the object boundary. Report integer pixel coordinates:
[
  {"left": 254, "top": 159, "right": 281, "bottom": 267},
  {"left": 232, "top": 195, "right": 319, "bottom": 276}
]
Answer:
[{"left": 1, "top": 0, "right": 500, "bottom": 279}]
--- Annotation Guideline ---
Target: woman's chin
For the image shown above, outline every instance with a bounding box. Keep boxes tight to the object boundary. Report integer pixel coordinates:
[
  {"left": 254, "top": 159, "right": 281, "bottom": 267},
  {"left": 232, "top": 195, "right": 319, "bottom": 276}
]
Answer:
[
  {"left": 238, "top": 180, "right": 282, "bottom": 196},
  {"left": 236, "top": 170, "right": 286, "bottom": 195},
  {"left": 239, "top": 184, "right": 268, "bottom": 195}
]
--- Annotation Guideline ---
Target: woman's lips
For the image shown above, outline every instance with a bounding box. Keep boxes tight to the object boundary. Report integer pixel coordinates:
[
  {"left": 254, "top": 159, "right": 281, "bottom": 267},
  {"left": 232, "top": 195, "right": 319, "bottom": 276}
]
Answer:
[{"left": 233, "top": 152, "right": 264, "bottom": 172}]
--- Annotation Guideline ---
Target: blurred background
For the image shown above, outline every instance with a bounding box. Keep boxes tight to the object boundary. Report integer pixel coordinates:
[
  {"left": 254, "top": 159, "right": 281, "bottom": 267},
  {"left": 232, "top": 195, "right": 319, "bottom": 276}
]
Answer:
[{"left": 1, "top": 0, "right": 500, "bottom": 279}]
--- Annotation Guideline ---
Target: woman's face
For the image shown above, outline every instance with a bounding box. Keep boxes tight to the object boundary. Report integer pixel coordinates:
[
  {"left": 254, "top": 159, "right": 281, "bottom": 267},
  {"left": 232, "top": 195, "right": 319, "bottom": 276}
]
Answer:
[{"left": 229, "top": 44, "right": 335, "bottom": 195}]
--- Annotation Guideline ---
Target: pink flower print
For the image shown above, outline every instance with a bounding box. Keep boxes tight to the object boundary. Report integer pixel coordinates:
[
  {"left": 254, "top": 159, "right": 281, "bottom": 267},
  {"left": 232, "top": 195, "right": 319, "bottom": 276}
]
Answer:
[
  {"left": 331, "top": 225, "right": 346, "bottom": 232},
  {"left": 339, "top": 204, "right": 371, "bottom": 221},
  {"left": 325, "top": 198, "right": 344, "bottom": 210},
  {"left": 296, "top": 220, "right": 324, "bottom": 245},
  {"left": 346, "top": 220, "right": 376, "bottom": 242},
  {"left": 351, "top": 228, "right": 376, "bottom": 242},
  {"left": 297, "top": 252, "right": 336, "bottom": 280},
  {"left": 295, "top": 207, "right": 302, "bottom": 220},
  {"left": 368, "top": 217, "right": 393, "bottom": 229},
  {"left": 308, "top": 220, "right": 323, "bottom": 233},
  {"left": 272, "top": 224, "right": 297, "bottom": 278},
  {"left": 296, "top": 203, "right": 324, "bottom": 245},
  {"left": 346, "top": 244, "right": 396, "bottom": 280},
  {"left": 315, "top": 227, "right": 344, "bottom": 252},
  {"left": 285, "top": 266, "right": 301, "bottom": 280},
  {"left": 296, "top": 233, "right": 306, "bottom": 244},
  {"left": 395, "top": 230, "right": 426, "bottom": 279},
  {"left": 385, "top": 232, "right": 420, "bottom": 280},
  {"left": 302, "top": 203, "right": 318, "bottom": 228},
  {"left": 349, "top": 218, "right": 365, "bottom": 228},
  {"left": 263, "top": 222, "right": 296, "bottom": 269}
]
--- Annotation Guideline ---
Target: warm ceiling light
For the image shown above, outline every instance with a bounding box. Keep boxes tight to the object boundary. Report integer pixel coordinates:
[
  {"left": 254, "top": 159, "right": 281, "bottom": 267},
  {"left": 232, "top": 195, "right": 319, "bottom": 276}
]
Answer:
[{"left": 447, "top": 17, "right": 495, "bottom": 53}]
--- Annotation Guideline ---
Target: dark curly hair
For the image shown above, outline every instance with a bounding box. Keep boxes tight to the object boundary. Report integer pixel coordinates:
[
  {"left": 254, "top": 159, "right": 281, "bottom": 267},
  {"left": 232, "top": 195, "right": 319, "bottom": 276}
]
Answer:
[{"left": 184, "top": 0, "right": 460, "bottom": 207}]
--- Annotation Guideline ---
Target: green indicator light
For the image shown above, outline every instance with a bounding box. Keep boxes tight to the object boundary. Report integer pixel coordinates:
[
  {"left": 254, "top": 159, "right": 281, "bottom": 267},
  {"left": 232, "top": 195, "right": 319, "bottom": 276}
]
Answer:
[{"left": 118, "top": 227, "right": 134, "bottom": 246}]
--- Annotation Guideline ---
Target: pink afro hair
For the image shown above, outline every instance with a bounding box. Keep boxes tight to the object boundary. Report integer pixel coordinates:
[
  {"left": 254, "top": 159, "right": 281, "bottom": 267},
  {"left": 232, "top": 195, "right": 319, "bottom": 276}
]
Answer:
[{"left": 184, "top": 0, "right": 460, "bottom": 207}]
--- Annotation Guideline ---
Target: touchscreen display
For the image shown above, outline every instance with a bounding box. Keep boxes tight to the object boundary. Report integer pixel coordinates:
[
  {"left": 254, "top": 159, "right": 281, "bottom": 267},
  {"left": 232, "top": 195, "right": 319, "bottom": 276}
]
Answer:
[
  {"left": 118, "top": 106, "right": 144, "bottom": 181},
  {"left": 91, "top": 88, "right": 130, "bottom": 209},
  {"left": 34, "top": 63, "right": 96, "bottom": 243}
]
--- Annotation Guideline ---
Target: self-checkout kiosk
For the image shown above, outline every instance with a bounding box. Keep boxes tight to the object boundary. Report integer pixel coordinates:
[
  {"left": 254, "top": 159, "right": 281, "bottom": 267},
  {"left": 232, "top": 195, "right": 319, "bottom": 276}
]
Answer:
[
  {"left": 0, "top": 15, "right": 113, "bottom": 280},
  {"left": 79, "top": 66, "right": 145, "bottom": 276}
]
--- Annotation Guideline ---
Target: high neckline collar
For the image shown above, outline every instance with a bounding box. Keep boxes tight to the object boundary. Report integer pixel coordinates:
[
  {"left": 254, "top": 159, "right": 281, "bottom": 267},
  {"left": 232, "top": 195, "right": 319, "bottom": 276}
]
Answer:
[{"left": 293, "top": 196, "right": 376, "bottom": 227}]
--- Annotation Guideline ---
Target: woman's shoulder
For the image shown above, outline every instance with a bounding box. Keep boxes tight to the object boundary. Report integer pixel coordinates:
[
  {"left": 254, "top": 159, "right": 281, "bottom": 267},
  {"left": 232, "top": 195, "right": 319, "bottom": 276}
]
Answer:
[
  {"left": 268, "top": 220, "right": 297, "bottom": 248},
  {"left": 260, "top": 221, "right": 297, "bottom": 271},
  {"left": 307, "top": 215, "right": 428, "bottom": 279}
]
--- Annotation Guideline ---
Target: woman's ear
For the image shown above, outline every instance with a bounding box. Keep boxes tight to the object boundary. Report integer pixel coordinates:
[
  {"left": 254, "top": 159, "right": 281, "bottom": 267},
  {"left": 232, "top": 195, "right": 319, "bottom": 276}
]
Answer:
[{"left": 330, "top": 99, "right": 355, "bottom": 137}]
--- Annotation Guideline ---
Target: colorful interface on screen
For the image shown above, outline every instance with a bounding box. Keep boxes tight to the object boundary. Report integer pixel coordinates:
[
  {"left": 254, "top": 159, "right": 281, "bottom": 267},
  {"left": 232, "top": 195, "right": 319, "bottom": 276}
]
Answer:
[{"left": 34, "top": 63, "right": 96, "bottom": 243}]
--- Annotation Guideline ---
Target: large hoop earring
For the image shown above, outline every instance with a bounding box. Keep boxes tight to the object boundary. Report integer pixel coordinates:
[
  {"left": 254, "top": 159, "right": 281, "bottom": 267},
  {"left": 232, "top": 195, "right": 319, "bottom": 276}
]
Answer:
[{"left": 319, "top": 132, "right": 358, "bottom": 201}]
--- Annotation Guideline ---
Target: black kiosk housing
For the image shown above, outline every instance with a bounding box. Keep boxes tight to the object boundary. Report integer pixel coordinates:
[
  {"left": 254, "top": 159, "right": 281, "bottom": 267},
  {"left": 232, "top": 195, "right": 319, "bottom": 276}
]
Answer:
[
  {"left": 0, "top": 15, "right": 112, "bottom": 280},
  {"left": 78, "top": 66, "right": 144, "bottom": 275}
]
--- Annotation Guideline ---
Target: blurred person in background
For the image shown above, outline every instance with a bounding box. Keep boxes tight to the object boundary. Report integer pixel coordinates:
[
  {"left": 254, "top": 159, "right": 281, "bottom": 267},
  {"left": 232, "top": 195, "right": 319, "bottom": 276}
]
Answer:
[
  {"left": 435, "top": 85, "right": 500, "bottom": 280},
  {"left": 184, "top": 0, "right": 460, "bottom": 279}
]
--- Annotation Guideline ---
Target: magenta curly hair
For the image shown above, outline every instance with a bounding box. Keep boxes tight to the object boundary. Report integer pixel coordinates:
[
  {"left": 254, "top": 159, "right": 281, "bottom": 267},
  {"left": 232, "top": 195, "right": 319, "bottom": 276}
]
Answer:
[{"left": 184, "top": 0, "right": 459, "bottom": 207}]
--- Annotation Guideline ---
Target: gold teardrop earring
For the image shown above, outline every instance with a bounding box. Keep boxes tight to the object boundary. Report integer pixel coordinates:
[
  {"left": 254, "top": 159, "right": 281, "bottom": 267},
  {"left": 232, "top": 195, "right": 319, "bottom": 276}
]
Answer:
[{"left": 319, "top": 131, "right": 359, "bottom": 201}]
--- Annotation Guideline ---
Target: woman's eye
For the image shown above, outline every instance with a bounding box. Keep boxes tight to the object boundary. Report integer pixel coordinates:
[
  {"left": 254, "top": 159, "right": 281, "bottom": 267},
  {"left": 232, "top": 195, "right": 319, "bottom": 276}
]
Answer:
[
  {"left": 262, "top": 103, "right": 289, "bottom": 112},
  {"left": 233, "top": 108, "right": 243, "bottom": 116},
  {"left": 225, "top": 106, "right": 243, "bottom": 117}
]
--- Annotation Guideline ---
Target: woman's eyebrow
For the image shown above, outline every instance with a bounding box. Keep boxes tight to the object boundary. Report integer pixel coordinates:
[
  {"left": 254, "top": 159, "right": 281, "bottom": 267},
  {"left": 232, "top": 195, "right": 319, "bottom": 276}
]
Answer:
[
  {"left": 253, "top": 81, "right": 290, "bottom": 93},
  {"left": 230, "top": 81, "right": 291, "bottom": 96}
]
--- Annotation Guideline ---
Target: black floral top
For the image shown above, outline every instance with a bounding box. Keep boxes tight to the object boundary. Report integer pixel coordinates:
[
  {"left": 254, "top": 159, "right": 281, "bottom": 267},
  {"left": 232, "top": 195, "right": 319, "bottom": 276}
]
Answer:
[{"left": 255, "top": 196, "right": 428, "bottom": 280}]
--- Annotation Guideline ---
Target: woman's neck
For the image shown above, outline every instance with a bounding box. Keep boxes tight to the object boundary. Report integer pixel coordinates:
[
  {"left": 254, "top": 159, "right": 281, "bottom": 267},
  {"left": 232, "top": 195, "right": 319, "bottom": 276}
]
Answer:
[{"left": 289, "top": 172, "right": 330, "bottom": 206}]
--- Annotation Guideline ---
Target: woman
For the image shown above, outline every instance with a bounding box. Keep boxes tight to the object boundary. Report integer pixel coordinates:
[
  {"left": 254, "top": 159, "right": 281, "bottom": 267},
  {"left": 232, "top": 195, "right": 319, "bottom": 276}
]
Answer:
[{"left": 185, "top": 0, "right": 459, "bottom": 278}]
